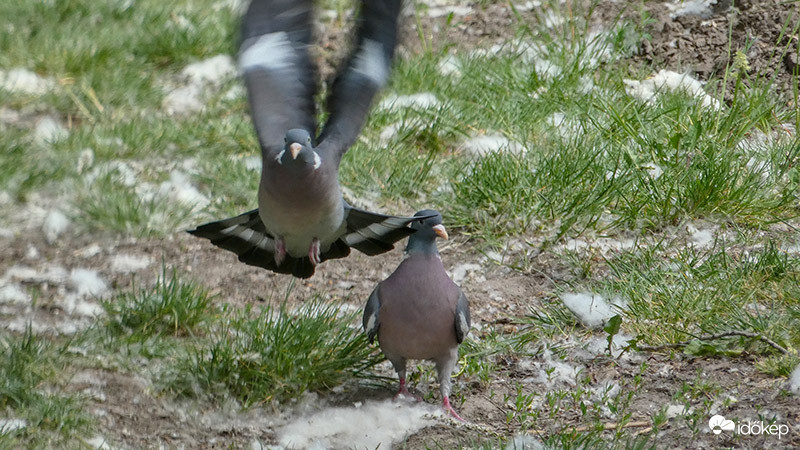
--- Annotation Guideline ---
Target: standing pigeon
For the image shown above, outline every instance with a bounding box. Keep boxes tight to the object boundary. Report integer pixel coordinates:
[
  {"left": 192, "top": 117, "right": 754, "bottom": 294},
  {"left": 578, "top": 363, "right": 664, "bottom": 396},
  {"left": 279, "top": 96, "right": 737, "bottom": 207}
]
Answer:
[
  {"left": 362, "top": 210, "right": 471, "bottom": 420},
  {"left": 188, "top": 0, "right": 426, "bottom": 278}
]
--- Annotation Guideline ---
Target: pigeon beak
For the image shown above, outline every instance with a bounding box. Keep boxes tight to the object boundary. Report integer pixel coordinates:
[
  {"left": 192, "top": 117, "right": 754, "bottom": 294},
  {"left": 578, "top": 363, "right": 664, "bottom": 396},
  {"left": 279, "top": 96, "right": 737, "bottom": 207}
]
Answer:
[
  {"left": 432, "top": 224, "right": 448, "bottom": 240},
  {"left": 289, "top": 143, "right": 302, "bottom": 160}
]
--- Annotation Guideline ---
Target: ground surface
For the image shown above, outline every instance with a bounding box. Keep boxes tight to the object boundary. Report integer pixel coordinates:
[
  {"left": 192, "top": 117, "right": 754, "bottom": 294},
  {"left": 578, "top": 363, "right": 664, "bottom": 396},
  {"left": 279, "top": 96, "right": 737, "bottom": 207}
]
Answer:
[{"left": 1, "top": 0, "right": 799, "bottom": 449}]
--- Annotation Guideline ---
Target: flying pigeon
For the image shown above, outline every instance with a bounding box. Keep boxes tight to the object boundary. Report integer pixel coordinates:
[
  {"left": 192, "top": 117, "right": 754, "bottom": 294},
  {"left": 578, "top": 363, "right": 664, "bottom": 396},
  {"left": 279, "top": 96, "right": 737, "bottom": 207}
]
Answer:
[
  {"left": 188, "top": 0, "right": 425, "bottom": 278},
  {"left": 362, "top": 210, "right": 471, "bottom": 421}
]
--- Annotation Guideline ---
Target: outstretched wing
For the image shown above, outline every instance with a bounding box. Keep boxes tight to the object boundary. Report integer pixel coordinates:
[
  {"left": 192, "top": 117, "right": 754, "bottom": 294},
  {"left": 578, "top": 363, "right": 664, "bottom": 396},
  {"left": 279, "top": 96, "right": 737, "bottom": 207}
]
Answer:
[
  {"left": 240, "top": 0, "right": 318, "bottom": 156},
  {"left": 317, "top": 0, "right": 403, "bottom": 160},
  {"left": 187, "top": 209, "right": 347, "bottom": 279},
  {"left": 342, "top": 204, "right": 435, "bottom": 256}
]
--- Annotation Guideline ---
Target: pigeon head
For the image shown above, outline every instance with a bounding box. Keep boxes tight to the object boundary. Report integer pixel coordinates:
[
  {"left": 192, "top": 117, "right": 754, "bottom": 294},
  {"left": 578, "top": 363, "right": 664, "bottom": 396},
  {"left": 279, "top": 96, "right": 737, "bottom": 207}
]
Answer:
[
  {"left": 406, "top": 209, "right": 447, "bottom": 254},
  {"left": 277, "top": 128, "right": 322, "bottom": 170}
]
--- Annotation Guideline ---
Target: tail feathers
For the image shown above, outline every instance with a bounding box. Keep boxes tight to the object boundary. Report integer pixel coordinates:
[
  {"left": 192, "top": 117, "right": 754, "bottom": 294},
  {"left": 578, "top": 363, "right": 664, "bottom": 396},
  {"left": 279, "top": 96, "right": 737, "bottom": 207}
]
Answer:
[
  {"left": 342, "top": 206, "right": 434, "bottom": 256},
  {"left": 187, "top": 209, "right": 351, "bottom": 279}
]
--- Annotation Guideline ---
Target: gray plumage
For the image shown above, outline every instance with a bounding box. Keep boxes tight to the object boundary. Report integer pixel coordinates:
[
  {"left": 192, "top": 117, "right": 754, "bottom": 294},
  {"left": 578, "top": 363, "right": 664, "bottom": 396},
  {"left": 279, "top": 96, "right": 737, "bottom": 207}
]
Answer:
[
  {"left": 362, "top": 210, "right": 471, "bottom": 420},
  {"left": 189, "top": 0, "right": 421, "bottom": 279}
]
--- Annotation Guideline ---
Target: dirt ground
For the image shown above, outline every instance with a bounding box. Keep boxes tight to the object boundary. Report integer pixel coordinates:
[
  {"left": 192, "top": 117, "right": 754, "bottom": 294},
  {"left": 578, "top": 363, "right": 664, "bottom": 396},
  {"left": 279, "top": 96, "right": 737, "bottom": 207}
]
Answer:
[{"left": 2, "top": 0, "right": 799, "bottom": 448}]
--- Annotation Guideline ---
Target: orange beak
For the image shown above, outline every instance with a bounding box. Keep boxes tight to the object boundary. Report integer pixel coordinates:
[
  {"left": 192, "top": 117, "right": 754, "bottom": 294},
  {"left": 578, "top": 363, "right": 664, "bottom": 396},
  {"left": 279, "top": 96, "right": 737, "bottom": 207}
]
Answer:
[
  {"left": 289, "top": 143, "right": 302, "bottom": 159},
  {"left": 432, "top": 224, "right": 448, "bottom": 240}
]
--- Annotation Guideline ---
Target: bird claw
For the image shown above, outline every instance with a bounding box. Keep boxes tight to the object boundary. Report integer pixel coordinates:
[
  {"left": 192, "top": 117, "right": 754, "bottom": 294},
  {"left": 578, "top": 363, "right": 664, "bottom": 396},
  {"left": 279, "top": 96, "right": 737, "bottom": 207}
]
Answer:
[
  {"left": 443, "top": 396, "right": 464, "bottom": 422},
  {"left": 308, "top": 238, "right": 321, "bottom": 265},
  {"left": 275, "top": 239, "right": 286, "bottom": 266}
]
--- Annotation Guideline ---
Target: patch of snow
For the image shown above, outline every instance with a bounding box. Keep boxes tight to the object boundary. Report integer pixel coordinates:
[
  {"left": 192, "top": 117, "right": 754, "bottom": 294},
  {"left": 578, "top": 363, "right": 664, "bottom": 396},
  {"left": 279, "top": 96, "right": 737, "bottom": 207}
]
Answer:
[
  {"left": 0, "top": 283, "right": 30, "bottom": 305},
  {"left": 423, "top": 5, "right": 472, "bottom": 18},
  {"left": 623, "top": 70, "right": 720, "bottom": 110},
  {"left": 379, "top": 92, "right": 440, "bottom": 111},
  {"left": 562, "top": 237, "right": 637, "bottom": 255},
  {"left": 666, "top": 0, "right": 715, "bottom": 19},
  {"left": 527, "top": 349, "right": 583, "bottom": 387},
  {"left": 0, "top": 418, "right": 27, "bottom": 433},
  {"left": 448, "top": 263, "right": 483, "bottom": 284},
  {"left": 586, "top": 333, "right": 633, "bottom": 358},
  {"left": 687, "top": 223, "right": 715, "bottom": 248},
  {"left": 156, "top": 171, "right": 210, "bottom": 211},
  {"left": 5, "top": 265, "right": 68, "bottom": 284},
  {"left": 163, "top": 83, "right": 205, "bottom": 115},
  {"left": 547, "top": 112, "right": 584, "bottom": 139},
  {"left": 560, "top": 292, "right": 626, "bottom": 329},
  {"left": 42, "top": 209, "right": 70, "bottom": 244},
  {"left": 68, "top": 269, "right": 108, "bottom": 298},
  {"left": 86, "top": 160, "right": 138, "bottom": 187},
  {"left": 642, "top": 161, "right": 663, "bottom": 179},
  {"left": 543, "top": 10, "right": 565, "bottom": 28},
  {"left": 25, "top": 245, "right": 39, "bottom": 260},
  {"left": 77, "top": 244, "right": 103, "bottom": 258},
  {"left": 0, "top": 68, "right": 54, "bottom": 95},
  {"left": 437, "top": 54, "right": 462, "bottom": 78},
  {"left": 83, "top": 435, "right": 113, "bottom": 450},
  {"left": 77, "top": 148, "right": 95, "bottom": 173},
  {"left": 460, "top": 134, "right": 523, "bottom": 157},
  {"left": 242, "top": 155, "right": 261, "bottom": 171},
  {"left": 790, "top": 364, "right": 800, "bottom": 396},
  {"left": 182, "top": 55, "right": 236, "bottom": 86},
  {"left": 33, "top": 116, "right": 69, "bottom": 144},
  {"left": 505, "top": 434, "right": 545, "bottom": 450},
  {"left": 110, "top": 254, "right": 152, "bottom": 273},
  {"left": 277, "top": 399, "right": 440, "bottom": 449}
]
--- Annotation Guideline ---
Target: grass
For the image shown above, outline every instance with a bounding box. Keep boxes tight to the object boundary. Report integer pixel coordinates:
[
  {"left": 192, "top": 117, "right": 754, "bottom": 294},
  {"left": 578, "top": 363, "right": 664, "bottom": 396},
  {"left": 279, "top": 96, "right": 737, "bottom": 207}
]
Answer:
[
  {"left": 0, "top": 329, "right": 92, "bottom": 447},
  {"left": 1, "top": 0, "right": 799, "bottom": 447},
  {"left": 166, "top": 298, "right": 382, "bottom": 406}
]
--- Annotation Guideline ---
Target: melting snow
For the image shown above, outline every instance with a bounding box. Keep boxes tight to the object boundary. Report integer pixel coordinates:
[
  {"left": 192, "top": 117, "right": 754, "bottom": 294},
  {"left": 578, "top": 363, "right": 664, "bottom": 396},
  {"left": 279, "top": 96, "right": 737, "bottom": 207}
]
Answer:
[
  {"left": 623, "top": 70, "right": 720, "bottom": 110},
  {"left": 154, "top": 171, "right": 210, "bottom": 211},
  {"left": 687, "top": 223, "right": 716, "bottom": 248},
  {"left": 448, "top": 263, "right": 483, "bottom": 284},
  {"left": 379, "top": 93, "right": 440, "bottom": 111},
  {"left": 33, "top": 116, "right": 69, "bottom": 144},
  {"left": 68, "top": 269, "right": 109, "bottom": 298},
  {"left": 666, "top": 0, "right": 715, "bottom": 19},
  {"left": 110, "top": 254, "right": 152, "bottom": 273},
  {"left": 163, "top": 84, "right": 205, "bottom": 115},
  {"left": 42, "top": 209, "right": 70, "bottom": 244},
  {"left": 0, "top": 418, "right": 27, "bottom": 433},
  {"left": 560, "top": 292, "right": 626, "bottom": 330},
  {"left": 277, "top": 399, "right": 441, "bottom": 449},
  {"left": 437, "top": 54, "right": 462, "bottom": 78},
  {"left": 505, "top": 434, "right": 545, "bottom": 450},
  {"left": 526, "top": 349, "right": 583, "bottom": 387},
  {"left": 665, "top": 404, "right": 693, "bottom": 419},
  {"left": 0, "top": 283, "right": 30, "bottom": 305},
  {"left": 0, "top": 68, "right": 54, "bottom": 95},
  {"left": 460, "top": 134, "right": 523, "bottom": 157},
  {"left": 182, "top": 54, "right": 236, "bottom": 86},
  {"left": 790, "top": 364, "right": 800, "bottom": 396}
]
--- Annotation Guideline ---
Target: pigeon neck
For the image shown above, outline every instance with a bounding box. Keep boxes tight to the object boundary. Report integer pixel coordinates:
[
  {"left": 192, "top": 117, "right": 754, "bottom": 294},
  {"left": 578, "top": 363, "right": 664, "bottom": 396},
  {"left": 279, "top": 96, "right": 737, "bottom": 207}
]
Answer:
[{"left": 404, "top": 237, "right": 439, "bottom": 256}]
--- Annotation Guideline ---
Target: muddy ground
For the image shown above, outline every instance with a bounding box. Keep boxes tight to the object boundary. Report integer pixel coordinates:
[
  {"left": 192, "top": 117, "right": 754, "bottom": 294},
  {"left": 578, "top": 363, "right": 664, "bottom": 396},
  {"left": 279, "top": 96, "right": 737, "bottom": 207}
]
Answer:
[{"left": 2, "top": 0, "right": 799, "bottom": 448}]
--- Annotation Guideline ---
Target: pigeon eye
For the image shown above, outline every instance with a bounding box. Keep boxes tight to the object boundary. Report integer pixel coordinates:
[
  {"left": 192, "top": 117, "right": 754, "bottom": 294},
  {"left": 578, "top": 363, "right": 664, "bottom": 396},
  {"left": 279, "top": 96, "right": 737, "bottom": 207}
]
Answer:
[{"left": 307, "top": 138, "right": 311, "bottom": 143}]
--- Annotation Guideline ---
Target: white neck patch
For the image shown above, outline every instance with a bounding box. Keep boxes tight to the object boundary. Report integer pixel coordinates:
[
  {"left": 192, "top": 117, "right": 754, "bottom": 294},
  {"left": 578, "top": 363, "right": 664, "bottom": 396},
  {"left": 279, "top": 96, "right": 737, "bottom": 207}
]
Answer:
[
  {"left": 275, "top": 149, "right": 285, "bottom": 164},
  {"left": 312, "top": 151, "right": 322, "bottom": 170}
]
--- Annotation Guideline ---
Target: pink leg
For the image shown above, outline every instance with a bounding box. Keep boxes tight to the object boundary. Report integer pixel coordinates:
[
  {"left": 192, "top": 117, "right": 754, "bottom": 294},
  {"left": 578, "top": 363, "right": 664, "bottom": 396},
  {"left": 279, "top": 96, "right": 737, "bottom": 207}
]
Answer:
[
  {"left": 393, "top": 378, "right": 421, "bottom": 402},
  {"left": 308, "top": 238, "right": 321, "bottom": 265},
  {"left": 443, "top": 396, "right": 464, "bottom": 421},
  {"left": 274, "top": 238, "right": 286, "bottom": 266}
]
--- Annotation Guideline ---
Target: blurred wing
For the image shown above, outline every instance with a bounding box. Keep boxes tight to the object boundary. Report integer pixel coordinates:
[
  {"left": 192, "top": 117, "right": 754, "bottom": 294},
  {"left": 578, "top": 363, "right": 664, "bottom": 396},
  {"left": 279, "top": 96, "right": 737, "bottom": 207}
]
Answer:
[
  {"left": 454, "top": 290, "right": 471, "bottom": 344},
  {"left": 342, "top": 205, "right": 435, "bottom": 256},
  {"left": 318, "top": 0, "right": 403, "bottom": 159},
  {"left": 240, "top": 0, "right": 317, "bottom": 156},
  {"left": 362, "top": 287, "right": 381, "bottom": 343}
]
